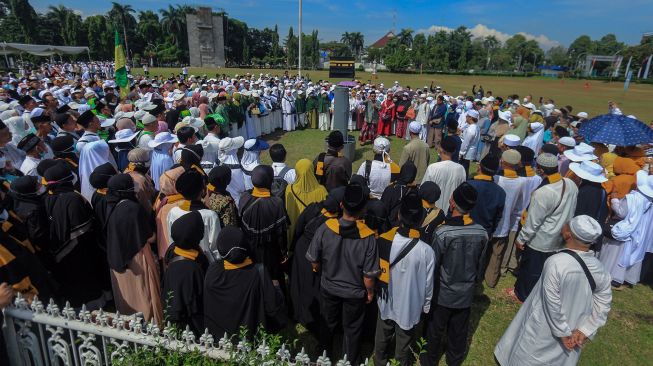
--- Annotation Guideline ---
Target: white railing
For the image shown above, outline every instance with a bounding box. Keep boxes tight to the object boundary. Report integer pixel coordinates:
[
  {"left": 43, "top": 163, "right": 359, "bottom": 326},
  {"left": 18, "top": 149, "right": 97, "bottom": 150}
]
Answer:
[{"left": 2, "top": 293, "right": 364, "bottom": 366}]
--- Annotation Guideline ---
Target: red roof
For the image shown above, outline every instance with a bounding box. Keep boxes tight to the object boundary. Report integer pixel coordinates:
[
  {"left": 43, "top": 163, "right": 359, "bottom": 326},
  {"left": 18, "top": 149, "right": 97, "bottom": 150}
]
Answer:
[{"left": 370, "top": 31, "right": 395, "bottom": 48}]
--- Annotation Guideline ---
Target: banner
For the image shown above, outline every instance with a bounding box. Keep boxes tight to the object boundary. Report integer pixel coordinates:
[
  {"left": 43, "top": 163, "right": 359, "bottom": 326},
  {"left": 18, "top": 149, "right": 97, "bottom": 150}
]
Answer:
[{"left": 114, "top": 31, "right": 128, "bottom": 98}]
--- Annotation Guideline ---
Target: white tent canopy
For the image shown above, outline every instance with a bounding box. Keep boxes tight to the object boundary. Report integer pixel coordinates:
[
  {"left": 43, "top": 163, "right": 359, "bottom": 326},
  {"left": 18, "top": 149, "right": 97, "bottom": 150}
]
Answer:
[{"left": 0, "top": 42, "right": 89, "bottom": 56}]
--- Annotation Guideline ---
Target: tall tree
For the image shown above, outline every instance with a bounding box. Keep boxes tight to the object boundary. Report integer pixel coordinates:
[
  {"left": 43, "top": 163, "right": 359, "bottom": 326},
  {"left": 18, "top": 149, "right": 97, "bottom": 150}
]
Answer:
[
  {"left": 285, "top": 26, "right": 298, "bottom": 67},
  {"left": 84, "top": 15, "right": 111, "bottom": 59},
  {"left": 108, "top": 2, "right": 135, "bottom": 60},
  {"left": 6, "top": 0, "right": 39, "bottom": 42},
  {"left": 398, "top": 28, "right": 413, "bottom": 48},
  {"left": 482, "top": 35, "right": 500, "bottom": 69}
]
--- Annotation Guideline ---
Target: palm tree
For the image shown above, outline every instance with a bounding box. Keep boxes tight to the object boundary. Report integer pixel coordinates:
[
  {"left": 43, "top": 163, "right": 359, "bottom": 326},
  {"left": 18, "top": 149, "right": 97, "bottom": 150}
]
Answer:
[
  {"left": 398, "top": 28, "right": 413, "bottom": 48},
  {"left": 341, "top": 32, "right": 352, "bottom": 51},
  {"left": 349, "top": 32, "right": 364, "bottom": 58},
  {"left": 47, "top": 5, "right": 71, "bottom": 44},
  {"left": 109, "top": 2, "right": 135, "bottom": 61},
  {"left": 160, "top": 5, "right": 185, "bottom": 47}
]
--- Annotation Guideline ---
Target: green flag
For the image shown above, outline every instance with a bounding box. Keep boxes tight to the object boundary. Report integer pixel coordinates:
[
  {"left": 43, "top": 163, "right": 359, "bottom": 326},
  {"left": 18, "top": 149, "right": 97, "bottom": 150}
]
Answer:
[{"left": 114, "top": 30, "right": 128, "bottom": 98}]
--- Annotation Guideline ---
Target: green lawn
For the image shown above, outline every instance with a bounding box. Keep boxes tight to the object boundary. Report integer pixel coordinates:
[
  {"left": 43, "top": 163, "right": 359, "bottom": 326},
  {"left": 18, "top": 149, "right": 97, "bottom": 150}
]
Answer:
[
  {"left": 251, "top": 128, "right": 653, "bottom": 365},
  {"left": 146, "top": 67, "right": 653, "bottom": 122}
]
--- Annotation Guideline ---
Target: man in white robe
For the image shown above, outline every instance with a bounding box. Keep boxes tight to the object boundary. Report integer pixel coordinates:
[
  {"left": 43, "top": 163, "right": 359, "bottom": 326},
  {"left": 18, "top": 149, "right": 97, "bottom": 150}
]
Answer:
[
  {"left": 495, "top": 215, "right": 612, "bottom": 366},
  {"left": 282, "top": 90, "right": 296, "bottom": 132},
  {"left": 217, "top": 137, "right": 246, "bottom": 207},
  {"left": 421, "top": 136, "right": 466, "bottom": 213}
]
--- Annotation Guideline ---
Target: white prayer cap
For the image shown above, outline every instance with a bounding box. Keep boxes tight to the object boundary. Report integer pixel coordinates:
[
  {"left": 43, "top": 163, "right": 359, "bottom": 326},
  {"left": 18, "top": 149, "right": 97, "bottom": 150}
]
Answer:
[
  {"left": 419, "top": 93, "right": 426, "bottom": 98},
  {"left": 569, "top": 161, "right": 607, "bottom": 183},
  {"left": 564, "top": 142, "right": 598, "bottom": 162},
  {"left": 426, "top": 96, "right": 434, "bottom": 101},
  {"left": 467, "top": 109, "right": 479, "bottom": 120},
  {"left": 577, "top": 112, "right": 588, "bottom": 119},
  {"left": 464, "top": 101, "right": 473, "bottom": 110},
  {"left": 408, "top": 121, "right": 422, "bottom": 134},
  {"left": 637, "top": 170, "right": 653, "bottom": 199},
  {"left": 627, "top": 114, "right": 637, "bottom": 120},
  {"left": 512, "top": 99, "right": 521, "bottom": 106},
  {"left": 141, "top": 113, "right": 157, "bottom": 125},
  {"left": 373, "top": 136, "right": 390, "bottom": 153},
  {"left": 558, "top": 136, "right": 576, "bottom": 148},
  {"left": 529, "top": 122, "right": 544, "bottom": 132},
  {"left": 523, "top": 102, "right": 536, "bottom": 110},
  {"left": 503, "top": 134, "right": 521, "bottom": 147},
  {"left": 569, "top": 215, "right": 603, "bottom": 244}
]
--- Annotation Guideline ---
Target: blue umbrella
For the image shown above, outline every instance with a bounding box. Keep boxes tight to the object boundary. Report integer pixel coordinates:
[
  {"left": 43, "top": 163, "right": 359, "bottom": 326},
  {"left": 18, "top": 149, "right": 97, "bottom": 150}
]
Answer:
[{"left": 578, "top": 114, "right": 653, "bottom": 146}]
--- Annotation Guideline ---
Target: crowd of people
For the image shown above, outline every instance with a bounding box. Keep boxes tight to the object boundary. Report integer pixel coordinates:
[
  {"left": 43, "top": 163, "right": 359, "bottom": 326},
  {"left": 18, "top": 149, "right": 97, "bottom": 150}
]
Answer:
[{"left": 0, "top": 61, "right": 652, "bottom": 365}]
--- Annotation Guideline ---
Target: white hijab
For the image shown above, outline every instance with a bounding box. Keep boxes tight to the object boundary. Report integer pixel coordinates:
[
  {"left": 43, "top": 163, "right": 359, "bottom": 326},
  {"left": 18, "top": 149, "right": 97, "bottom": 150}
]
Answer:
[
  {"left": 79, "top": 140, "right": 116, "bottom": 202},
  {"left": 5, "top": 116, "right": 29, "bottom": 146},
  {"left": 240, "top": 150, "right": 260, "bottom": 173},
  {"left": 522, "top": 124, "right": 545, "bottom": 154}
]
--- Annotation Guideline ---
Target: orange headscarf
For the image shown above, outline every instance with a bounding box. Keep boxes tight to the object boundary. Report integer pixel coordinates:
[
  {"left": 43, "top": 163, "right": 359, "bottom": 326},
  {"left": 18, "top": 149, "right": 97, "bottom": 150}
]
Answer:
[
  {"left": 603, "top": 157, "right": 639, "bottom": 200},
  {"left": 155, "top": 167, "right": 186, "bottom": 259}
]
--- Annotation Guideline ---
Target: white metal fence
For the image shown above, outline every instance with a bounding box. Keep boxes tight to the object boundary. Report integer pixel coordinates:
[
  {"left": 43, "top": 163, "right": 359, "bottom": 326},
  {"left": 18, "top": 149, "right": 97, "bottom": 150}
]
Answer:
[{"left": 2, "top": 293, "right": 364, "bottom": 366}]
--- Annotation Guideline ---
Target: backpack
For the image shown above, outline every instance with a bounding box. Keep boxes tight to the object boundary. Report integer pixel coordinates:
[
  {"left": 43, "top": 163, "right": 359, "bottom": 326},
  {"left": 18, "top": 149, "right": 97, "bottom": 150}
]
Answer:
[{"left": 271, "top": 166, "right": 291, "bottom": 199}]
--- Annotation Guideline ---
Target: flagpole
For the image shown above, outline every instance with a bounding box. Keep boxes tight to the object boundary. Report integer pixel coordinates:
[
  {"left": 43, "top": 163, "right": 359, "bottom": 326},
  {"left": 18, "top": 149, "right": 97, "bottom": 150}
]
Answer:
[{"left": 298, "top": 0, "right": 302, "bottom": 78}]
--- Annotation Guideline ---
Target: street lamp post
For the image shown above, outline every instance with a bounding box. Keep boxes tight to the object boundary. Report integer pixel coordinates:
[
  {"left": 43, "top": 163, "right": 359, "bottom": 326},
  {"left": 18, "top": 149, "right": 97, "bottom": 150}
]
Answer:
[{"left": 298, "top": 0, "right": 302, "bottom": 78}]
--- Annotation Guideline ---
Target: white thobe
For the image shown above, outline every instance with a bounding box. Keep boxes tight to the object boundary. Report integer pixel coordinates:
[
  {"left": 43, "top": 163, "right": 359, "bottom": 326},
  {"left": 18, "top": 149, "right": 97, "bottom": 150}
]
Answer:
[
  {"left": 166, "top": 207, "right": 221, "bottom": 262},
  {"left": 460, "top": 123, "right": 480, "bottom": 161},
  {"left": 518, "top": 175, "right": 543, "bottom": 213},
  {"left": 377, "top": 233, "right": 435, "bottom": 330},
  {"left": 282, "top": 96, "right": 296, "bottom": 132},
  {"left": 494, "top": 250, "right": 612, "bottom": 366},
  {"left": 356, "top": 160, "right": 392, "bottom": 200},
  {"left": 493, "top": 175, "right": 526, "bottom": 237},
  {"left": 218, "top": 151, "right": 246, "bottom": 208},
  {"left": 421, "top": 160, "right": 466, "bottom": 212}
]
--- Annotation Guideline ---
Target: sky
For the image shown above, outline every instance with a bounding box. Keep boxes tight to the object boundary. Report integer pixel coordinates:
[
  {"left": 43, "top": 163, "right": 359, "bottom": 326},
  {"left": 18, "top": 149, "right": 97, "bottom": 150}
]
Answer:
[{"left": 31, "top": 0, "right": 653, "bottom": 50}]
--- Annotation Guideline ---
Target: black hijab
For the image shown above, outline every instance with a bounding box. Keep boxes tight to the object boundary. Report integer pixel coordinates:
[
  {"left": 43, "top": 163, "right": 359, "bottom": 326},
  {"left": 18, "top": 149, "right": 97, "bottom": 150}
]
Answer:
[
  {"left": 208, "top": 165, "right": 231, "bottom": 195},
  {"left": 105, "top": 174, "right": 153, "bottom": 272},
  {"left": 171, "top": 210, "right": 205, "bottom": 250},
  {"left": 89, "top": 162, "right": 118, "bottom": 189},
  {"left": 396, "top": 161, "right": 417, "bottom": 185},
  {"left": 217, "top": 226, "right": 251, "bottom": 264},
  {"left": 365, "top": 199, "right": 389, "bottom": 233}
]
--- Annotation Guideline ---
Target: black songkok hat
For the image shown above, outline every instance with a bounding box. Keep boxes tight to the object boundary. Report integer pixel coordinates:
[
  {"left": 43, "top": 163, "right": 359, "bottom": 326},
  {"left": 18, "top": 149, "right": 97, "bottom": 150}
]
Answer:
[
  {"left": 452, "top": 182, "right": 478, "bottom": 212},
  {"left": 251, "top": 165, "right": 273, "bottom": 189},
  {"left": 17, "top": 133, "right": 40, "bottom": 153},
  {"left": 342, "top": 183, "right": 367, "bottom": 213},
  {"left": 419, "top": 181, "right": 441, "bottom": 204}
]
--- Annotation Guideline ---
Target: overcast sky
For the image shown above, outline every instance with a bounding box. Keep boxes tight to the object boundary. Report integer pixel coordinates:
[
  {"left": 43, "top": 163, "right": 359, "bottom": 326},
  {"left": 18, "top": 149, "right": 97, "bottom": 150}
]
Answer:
[{"left": 32, "top": 0, "right": 653, "bottom": 50}]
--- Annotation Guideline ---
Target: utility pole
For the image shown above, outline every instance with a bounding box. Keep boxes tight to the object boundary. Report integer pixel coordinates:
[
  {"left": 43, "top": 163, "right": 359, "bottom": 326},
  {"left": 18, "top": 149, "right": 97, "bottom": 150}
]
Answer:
[{"left": 298, "top": 0, "right": 302, "bottom": 78}]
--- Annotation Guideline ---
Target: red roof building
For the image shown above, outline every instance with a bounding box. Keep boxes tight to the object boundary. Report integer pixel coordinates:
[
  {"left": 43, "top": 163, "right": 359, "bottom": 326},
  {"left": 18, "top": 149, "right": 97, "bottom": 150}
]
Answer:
[{"left": 369, "top": 31, "right": 395, "bottom": 48}]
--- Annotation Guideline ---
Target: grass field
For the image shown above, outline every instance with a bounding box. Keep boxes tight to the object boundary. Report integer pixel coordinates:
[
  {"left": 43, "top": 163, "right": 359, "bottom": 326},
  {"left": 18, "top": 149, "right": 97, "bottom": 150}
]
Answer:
[
  {"left": 147, "top": 67, "right": 653, "bottom": 364},
  {"left": 146, "top": 67, "right": 653, "bottom": 122}
]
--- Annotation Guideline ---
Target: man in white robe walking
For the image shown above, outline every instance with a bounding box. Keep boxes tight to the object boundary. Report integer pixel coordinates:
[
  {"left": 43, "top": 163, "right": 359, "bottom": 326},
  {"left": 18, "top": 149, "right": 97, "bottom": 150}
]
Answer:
[{"left": 495, "top": 215, "right": 612, "bottom": 366}]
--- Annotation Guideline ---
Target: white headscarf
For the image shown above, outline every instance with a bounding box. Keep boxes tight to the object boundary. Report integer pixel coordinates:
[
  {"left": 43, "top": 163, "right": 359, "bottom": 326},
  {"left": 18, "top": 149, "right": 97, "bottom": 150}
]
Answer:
[
  {"left": 240, "top": 150, "right": 260, "bottom": 172},
  {"left": 218, "top": 147, "right": 246, "bottom": 206},
  {"left": 79, "top": 140, "right": 115, "bottom": 202},
  {"left": 522, "top": 123, "right": 545, "bottom": 154},
  {"left": 5, "top": 116, "right": 28, "bottom": 146},
  {"left": 149, "top": 144, "right": 174, "bottom": 191}
]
